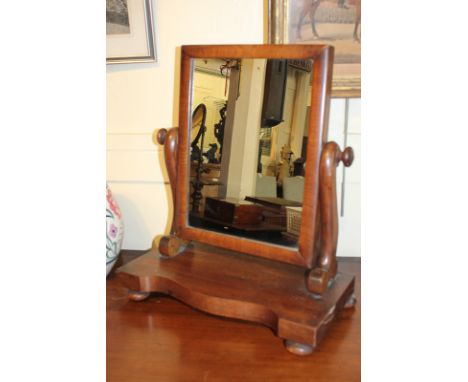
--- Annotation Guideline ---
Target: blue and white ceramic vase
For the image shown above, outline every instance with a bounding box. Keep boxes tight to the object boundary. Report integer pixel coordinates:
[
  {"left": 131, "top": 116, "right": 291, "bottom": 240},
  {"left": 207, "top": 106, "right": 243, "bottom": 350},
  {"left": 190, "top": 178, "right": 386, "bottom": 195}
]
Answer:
[{"left": 106, "top": 184, "right": 124, "bottom": 275}]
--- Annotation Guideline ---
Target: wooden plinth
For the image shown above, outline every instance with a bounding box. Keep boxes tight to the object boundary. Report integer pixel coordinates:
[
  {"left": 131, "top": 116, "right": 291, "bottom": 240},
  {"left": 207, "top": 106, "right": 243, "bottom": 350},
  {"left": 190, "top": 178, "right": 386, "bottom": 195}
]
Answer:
[{"left": 116, "top": 243, "right": 355, "bottom": 354}]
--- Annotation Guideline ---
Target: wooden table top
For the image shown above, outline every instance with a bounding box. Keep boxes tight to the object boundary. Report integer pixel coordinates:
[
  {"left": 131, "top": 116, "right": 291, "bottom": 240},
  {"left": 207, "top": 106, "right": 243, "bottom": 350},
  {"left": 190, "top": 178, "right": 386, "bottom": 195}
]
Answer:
[{"left": 107, "top": 250, "right": 361, "bottom": 382}]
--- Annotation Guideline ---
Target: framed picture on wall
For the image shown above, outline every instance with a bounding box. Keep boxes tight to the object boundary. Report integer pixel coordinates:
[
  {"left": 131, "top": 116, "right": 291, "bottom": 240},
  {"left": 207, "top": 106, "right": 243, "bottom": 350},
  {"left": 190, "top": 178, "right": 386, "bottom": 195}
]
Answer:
[
  {"left": 268, "top": 0, "right": 360, "bottom": 97},
  {"left": 106, "top": 0, "right": 157, "bottom": 64}
]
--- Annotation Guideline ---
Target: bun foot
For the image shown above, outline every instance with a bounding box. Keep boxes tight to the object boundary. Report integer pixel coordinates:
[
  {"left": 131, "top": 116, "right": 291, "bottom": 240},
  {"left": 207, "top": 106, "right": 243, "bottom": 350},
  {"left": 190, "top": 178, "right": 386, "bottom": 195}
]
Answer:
[
  {"left": 128, "top": 290, "right": 150, "bottom": 302},
  {"left": 284, "top": 340, "right": 314, "bottom": 356}
]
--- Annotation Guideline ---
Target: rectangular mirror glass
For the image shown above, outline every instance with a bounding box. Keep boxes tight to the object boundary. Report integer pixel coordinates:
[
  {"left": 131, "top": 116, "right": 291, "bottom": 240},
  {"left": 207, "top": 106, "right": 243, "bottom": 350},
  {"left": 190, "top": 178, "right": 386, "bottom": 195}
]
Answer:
[{"left": 187, "top": 57, "right": 313, "bottom": 248}]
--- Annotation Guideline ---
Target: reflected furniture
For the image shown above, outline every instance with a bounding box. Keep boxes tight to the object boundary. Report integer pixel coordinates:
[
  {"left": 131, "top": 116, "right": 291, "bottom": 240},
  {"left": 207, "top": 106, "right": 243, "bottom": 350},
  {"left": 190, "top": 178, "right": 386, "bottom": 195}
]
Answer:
[{"left": 116, "top": 45, "right": 356, "bottom": 355}]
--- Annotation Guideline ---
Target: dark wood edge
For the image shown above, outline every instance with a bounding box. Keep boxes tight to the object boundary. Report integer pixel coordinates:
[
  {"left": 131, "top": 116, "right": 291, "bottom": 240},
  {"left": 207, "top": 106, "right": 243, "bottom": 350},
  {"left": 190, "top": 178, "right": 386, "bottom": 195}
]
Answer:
[
  {"left": 175, "top": 47, "right": 191, "bottom": 237},
  {"left": 110, "top": 250, "right": 360, "bottom": 282},
  {"left": 179, "top": 226, "right": 306, "bottom": 267},
  {"left": 298, "top": 45, "right": 334, "bottom": 268},
  {"left": 181, "top": 44, "right": 330, "bottom": 59},
  {"left": 173, "top": 44, "right": 334, "bottom": 269}
]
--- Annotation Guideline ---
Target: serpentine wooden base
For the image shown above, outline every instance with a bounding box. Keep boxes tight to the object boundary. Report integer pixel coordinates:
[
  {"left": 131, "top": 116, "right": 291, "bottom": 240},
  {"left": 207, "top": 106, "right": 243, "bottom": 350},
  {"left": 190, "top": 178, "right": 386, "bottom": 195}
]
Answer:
[{"left": 116, "top": 243, "right": 355, "bottom": 355}]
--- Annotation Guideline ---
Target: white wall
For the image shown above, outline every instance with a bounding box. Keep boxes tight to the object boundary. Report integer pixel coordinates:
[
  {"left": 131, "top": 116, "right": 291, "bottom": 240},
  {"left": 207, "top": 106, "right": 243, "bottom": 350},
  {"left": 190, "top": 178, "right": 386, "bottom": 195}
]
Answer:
[
  {"left": 107, "top": 0, "right": 360, "bottom": 257},
  {"left": 107, "top": 0, "right": 263, "bottom": 249},
  {"left": 328, "top": 98, "right": 361, "bottom": 258}
]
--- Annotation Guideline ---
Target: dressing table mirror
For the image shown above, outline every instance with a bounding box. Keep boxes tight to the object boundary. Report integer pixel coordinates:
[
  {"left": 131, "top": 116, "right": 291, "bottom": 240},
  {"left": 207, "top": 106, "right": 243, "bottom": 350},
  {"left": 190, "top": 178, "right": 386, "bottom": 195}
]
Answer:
[{"left": 117, "top": 45, "right": 356, "bottom": 355}]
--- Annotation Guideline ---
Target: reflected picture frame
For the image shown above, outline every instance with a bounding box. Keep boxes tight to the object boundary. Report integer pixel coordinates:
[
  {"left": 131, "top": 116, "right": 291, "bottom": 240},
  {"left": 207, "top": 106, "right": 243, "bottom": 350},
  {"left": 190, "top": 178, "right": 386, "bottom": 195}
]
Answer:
[
  {"left": 268, "top": 0, "right": 360, "bottom": 97},
  {"left": 106, "top": 0, "right": 157, "bottom": 64}
]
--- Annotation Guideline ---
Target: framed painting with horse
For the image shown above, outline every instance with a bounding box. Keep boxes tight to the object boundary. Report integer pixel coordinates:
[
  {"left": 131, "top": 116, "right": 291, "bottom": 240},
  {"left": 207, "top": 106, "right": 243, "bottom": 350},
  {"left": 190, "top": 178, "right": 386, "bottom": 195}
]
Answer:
[{"left": 269, "top": 0, "right": 360, "bottom": 97}]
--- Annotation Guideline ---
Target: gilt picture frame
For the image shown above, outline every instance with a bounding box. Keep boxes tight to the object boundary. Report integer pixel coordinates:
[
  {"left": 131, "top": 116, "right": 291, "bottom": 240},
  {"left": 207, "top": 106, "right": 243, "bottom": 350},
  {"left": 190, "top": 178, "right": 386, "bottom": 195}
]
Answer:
[
  {"left": 268, "top": 0, "right": 360, "bottom": 97},
  {"left": 106, "top": 0, "right": 157, "bottom": 64}
]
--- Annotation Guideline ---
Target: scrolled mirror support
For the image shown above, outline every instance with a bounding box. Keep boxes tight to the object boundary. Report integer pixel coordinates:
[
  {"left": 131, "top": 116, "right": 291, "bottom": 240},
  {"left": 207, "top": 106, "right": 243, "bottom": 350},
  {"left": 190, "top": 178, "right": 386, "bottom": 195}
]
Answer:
[
  {"left": 306, "top": 142, "right": 354, "bottom": 295},
  {"left": 157, "top": 127, "right": 189, "bottom": 257}
]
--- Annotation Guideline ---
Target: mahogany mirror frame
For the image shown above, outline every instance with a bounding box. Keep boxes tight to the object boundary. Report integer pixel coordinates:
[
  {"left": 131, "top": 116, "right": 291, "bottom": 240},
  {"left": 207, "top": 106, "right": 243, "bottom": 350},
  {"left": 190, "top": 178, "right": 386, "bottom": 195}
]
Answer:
[{"left": 173, "top": 44, "right": 333, "bottom": 269}]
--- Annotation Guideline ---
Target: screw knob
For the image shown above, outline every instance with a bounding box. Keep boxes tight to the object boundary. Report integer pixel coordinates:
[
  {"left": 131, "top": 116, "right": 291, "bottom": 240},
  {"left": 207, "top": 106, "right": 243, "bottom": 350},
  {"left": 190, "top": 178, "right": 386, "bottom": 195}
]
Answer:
[
  {"left": 340, "top": 146, "right": 354, "bottom": 167},
  {"left": 157, "top": 128, "right": 168, "bottom": 145}
]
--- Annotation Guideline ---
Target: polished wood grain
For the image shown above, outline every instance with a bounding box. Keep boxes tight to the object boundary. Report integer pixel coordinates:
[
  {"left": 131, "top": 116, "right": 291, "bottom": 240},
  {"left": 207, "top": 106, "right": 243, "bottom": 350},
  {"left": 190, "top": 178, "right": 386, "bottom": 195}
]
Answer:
[
  {"left": 116, "top": 243, "right": 355, "bottom": 353},
  {"left": 156, "top": 127, "right": 189, "bottom": 258},
  {"left": 108, "top": 251, "right": 361, "bottom": 381},
  {"left": 172, "top": 44, "right": 335, "bottom": 269},
  {"left": 307, "top": 142, "right": 354, "bottom": 294},
  {"left": 156, "top": 127, "right": 178, "bottom": 233}
]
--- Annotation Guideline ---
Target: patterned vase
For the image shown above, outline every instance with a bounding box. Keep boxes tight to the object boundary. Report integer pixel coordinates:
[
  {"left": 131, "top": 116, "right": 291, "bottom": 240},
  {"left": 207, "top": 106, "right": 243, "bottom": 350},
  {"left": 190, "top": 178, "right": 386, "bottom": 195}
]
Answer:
[{"left": 106, "top": 184, "right": 124, "bottom": 275}]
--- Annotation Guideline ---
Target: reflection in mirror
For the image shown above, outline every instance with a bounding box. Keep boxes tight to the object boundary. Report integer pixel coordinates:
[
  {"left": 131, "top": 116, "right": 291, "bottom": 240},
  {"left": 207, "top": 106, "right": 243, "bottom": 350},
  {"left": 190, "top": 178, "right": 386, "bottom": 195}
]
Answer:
[
  {"left": 190, "top": 103, "right": 207, "bottom": 213},
  {"left": 188, "top": 57, "right": 313, "bottom": 248}
]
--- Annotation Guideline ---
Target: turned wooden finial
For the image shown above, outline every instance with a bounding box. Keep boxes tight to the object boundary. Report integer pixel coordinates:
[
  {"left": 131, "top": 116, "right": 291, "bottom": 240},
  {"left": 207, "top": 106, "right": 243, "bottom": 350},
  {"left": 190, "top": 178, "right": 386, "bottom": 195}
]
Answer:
[
  {"left": 157, "top": 128, "right": 168, "bottom": 145},
  {"left": 338, "top": 146, "right": 354, "bottom": 167}
]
